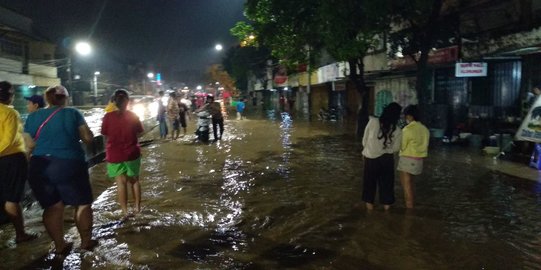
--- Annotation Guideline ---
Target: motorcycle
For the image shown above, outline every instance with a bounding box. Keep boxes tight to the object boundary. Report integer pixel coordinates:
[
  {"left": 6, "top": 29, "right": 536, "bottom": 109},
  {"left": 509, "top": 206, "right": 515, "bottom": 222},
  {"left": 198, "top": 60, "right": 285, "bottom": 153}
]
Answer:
[
  {"left": 195, "top": 110, "right": 211, "bottom": 143},
  {"left": 318, "top": 107, "right": 340, "bottom": 121}
]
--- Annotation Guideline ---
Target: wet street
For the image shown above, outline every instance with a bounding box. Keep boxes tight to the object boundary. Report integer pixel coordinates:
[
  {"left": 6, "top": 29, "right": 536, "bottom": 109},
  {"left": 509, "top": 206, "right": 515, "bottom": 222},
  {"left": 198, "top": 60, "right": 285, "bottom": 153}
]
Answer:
[{"left": 1, "top": 111, "right": 541, "bottom": 269}]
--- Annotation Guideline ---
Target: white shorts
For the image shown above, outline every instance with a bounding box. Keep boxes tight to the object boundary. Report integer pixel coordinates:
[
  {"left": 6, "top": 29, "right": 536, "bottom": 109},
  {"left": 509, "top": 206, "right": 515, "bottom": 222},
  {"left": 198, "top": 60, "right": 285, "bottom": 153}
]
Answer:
[{"left": 397, "top": 156, "right": 424, "bottom": 175}]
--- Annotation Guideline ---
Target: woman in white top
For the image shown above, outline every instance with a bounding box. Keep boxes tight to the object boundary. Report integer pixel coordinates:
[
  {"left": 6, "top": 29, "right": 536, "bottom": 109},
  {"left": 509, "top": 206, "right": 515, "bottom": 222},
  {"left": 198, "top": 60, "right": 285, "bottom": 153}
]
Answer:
[{"left": 362, "top": 102, "right": 402, "bottom": 210}]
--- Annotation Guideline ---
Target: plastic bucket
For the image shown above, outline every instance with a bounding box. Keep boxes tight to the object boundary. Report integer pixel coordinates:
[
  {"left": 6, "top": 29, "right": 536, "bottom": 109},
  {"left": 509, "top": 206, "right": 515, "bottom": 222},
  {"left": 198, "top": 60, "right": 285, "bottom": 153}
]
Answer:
[
  {"left": 430, "top": 128, "right": 444, "bottom": 138},
  {"left": 502, "top": 134, "right": 513, "bottom": 148},
  {"left": 469, "top": 134, "right": 483, "bottom": 148}
]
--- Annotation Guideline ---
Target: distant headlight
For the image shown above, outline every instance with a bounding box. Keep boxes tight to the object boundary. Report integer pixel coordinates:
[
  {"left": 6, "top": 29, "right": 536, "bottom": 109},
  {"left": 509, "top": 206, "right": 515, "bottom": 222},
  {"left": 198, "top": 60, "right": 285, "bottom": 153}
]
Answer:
[
  {"left": 133, "top": 104, "right": 146, "bottom": 119},
  {"left": 149, "top": 101, "right": 158, "bottom": 118}
]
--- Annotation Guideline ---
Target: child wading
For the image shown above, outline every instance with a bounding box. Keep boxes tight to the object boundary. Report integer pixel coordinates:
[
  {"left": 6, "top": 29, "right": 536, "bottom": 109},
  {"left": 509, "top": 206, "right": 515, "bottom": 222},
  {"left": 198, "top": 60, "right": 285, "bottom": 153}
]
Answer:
[
  {"left": 398, "top": 105, "right": 429, "bottom": 209},
  {"left": 362, "top": 102, "right": 402, "bottom": 210},
  {"left": 101, "top": 89, "right": 144, "bottom": 218}
]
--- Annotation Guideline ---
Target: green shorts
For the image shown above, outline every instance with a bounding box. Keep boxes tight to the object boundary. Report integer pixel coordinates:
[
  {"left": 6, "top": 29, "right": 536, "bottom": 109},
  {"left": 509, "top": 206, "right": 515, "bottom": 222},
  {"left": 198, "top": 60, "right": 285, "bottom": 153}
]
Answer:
[{"left": 107, "top": 158, "right": 141, "bottom": 178}]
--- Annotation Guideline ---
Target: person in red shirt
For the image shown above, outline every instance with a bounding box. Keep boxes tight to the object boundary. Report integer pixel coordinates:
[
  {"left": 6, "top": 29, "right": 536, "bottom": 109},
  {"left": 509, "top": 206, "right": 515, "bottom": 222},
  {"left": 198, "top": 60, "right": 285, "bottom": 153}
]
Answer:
[{"left": 101, "top": 89, "right": 144, "bottom": 218}]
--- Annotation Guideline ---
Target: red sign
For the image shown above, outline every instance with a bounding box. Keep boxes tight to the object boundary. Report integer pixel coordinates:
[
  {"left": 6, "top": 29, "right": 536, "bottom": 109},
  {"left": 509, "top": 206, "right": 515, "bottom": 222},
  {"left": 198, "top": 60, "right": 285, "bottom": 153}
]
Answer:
[
  {"left": 390, "top": 46, "right": 459, "bottom": 69},
  {"left": 273, "top": 65, "right": 288, "bottom": 86}
]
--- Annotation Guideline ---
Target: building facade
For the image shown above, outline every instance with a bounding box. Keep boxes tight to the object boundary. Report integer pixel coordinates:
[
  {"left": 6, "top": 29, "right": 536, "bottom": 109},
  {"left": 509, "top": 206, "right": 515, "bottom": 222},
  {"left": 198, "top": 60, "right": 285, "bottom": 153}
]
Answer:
[{"left": 0, "top": 6, "right": 60, "bottom": 115}]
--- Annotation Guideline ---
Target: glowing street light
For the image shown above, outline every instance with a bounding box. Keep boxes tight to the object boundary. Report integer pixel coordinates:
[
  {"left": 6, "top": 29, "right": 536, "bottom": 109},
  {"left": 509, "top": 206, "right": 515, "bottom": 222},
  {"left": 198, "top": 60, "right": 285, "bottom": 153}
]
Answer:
[
  {"left": 67, "top": 41, "right": 93, "bottom": 98},
  {"left": 196, "top": 85, "right": 202, "bottom": 90},
  {"left": 74, "top": 41, "right": 92, "bottom": 56},
  {"left": 215, "top": 44, "right": 223, "bottom": 51},
  {"left": 147, "top": 72, "right": 154, "bottom": 79}
]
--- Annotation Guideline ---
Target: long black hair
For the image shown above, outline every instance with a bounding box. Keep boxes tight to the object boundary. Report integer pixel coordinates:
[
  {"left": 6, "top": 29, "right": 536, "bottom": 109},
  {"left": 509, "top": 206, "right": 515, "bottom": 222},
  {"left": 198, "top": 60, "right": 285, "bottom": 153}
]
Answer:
[{"left": 378, "top": 102, "right": 402, "bottom": 149}]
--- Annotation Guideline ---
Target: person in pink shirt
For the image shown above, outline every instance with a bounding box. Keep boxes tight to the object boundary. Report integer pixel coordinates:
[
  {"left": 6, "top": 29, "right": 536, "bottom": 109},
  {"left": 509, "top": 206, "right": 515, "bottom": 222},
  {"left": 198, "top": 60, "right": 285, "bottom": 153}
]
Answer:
[{"left": 101, "top": 89, "right": 144, "bottom": 217}]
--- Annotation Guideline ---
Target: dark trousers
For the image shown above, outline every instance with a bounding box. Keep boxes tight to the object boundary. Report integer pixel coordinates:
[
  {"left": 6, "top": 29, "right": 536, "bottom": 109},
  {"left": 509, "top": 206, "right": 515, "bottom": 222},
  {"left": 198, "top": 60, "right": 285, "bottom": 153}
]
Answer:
[
  {"left": 362, "top": 154, "right": 395, "bottom": 205},
  {"left": 212, "top": 118, "right": 224, "bottom": 140}
]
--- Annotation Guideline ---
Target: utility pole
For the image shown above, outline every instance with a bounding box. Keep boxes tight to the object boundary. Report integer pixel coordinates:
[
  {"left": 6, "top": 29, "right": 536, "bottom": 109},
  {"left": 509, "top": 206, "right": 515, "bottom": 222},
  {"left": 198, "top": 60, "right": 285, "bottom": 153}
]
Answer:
[
  {"left": 67, "top": 57, "right": 73, "bottom": 91},
  {"left": 93, "top": 71, "right": 100, "bottom": 105}
]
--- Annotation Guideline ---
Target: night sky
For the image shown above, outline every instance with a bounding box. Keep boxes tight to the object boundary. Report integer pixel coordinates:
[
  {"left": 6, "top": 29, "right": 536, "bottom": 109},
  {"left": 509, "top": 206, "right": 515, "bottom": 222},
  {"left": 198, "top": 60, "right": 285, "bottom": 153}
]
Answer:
[{"left": 0, "top": 0, "right": 245, "bottom": 78}]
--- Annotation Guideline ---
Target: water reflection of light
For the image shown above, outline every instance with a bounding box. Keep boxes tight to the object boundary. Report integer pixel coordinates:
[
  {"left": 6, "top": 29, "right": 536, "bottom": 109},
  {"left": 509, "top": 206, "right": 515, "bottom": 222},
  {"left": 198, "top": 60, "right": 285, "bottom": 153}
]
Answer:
[{"left": 279, "top": 112, "right": 293, "bottom": 177}]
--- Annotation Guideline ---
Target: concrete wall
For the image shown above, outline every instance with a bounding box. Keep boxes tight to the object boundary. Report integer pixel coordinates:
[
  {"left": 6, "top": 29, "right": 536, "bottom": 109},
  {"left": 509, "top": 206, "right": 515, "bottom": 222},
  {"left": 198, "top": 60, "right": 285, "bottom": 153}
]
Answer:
[
  {"left": 374, "top": 76, "right": 418, "bottom": 108},
  {"left": 0, "top": 6, "right": 32, "bottom": 34},
  {"left": 29, "top": 63, "right": 57, "bottom": 78},
  {"left": 28, "top": 41, "right": 56, "bottom": 61},
  {"left": 0, "top": 56, "right": 23, "bottom": 73}
]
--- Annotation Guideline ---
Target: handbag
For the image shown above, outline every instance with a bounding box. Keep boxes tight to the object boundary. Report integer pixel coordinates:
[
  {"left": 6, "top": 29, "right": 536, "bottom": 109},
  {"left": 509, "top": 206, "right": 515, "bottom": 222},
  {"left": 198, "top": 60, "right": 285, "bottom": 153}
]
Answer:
[{"left": 34, "top": 107, "right": 62, "bottom": 141}]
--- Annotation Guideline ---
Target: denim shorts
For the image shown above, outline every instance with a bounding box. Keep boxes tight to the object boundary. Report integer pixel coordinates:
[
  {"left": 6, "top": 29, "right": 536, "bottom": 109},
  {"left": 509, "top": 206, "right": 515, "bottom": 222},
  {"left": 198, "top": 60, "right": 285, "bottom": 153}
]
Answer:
[{"left": 28, "top": 156, "right": 93, "bottom": 208}]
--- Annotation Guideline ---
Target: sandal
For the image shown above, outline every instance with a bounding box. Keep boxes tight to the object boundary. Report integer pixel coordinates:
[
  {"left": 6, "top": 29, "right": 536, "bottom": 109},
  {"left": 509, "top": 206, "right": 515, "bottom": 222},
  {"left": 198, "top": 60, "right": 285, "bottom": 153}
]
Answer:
[{"left": 15, "top": 232, "right": 38, "bottom": 244}]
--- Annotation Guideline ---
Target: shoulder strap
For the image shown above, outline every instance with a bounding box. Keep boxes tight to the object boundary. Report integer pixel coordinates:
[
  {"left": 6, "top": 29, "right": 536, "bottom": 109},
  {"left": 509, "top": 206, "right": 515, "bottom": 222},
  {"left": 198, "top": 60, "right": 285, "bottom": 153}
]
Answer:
[{"left": 34, "top": 107, "right": 63, "bottom": 140}]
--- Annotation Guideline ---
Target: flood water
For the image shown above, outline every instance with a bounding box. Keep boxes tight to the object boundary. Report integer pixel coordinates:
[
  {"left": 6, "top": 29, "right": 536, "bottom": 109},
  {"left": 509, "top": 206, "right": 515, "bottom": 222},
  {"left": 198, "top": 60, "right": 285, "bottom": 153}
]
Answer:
[{"left": 1, "top": 110, "right": 541, "bottom": 269}]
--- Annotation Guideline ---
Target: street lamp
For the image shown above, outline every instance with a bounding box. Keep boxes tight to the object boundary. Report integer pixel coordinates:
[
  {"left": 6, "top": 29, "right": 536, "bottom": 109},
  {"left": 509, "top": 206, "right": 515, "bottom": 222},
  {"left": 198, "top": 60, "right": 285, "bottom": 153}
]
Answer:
[
  {"left": 215, "top": 44, "right": 223, "bottom": 51},
  {"left": 196, "top": 85, "right": 202, "bottom": 90},
  {"left": 93, "top": 71, "right": 100, "bottom": 105},
  {"left": 67, "top": 41, "right": 92, "bottom": 104},
  {"left": 144, "top": 72, "right": 155, "bottom": 94},
  {"left": 74, "top": 41, "right": 92, "bottom": 56}
]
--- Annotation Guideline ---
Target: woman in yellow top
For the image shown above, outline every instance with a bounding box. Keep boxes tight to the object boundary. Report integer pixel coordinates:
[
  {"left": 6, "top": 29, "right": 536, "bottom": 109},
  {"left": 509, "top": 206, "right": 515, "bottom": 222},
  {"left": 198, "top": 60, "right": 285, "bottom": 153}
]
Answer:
[
  {"left": 0, "top": 81, "right": 37, "bottom": 244},
  {"left": 398, "top": 105, "right": 429, "bottom": 209}
]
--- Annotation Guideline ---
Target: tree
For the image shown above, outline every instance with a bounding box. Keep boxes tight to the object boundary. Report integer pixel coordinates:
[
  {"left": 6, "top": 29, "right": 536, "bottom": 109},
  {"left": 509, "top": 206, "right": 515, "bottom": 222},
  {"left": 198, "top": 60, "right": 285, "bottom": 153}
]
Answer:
[
  {"left": 206, "top": 64, "right": 238, "bottom": 97},
  {"left": 388, "top": 0, "right": 458, "bottom": 107},
  {"left": 221, "top": 28, "right": 272, "bottom": 96},
  {"left": 244, "top": 0, "right": 322, "bottom": 66},
  {"left": 239, "top": 0, "right": 390, "bottom": 134},
  {"left": 318, "top": 0, "right": 390, "bottom": 135},
  {"left": 222, "top": 45, "right": 272, "bottom": 96}
]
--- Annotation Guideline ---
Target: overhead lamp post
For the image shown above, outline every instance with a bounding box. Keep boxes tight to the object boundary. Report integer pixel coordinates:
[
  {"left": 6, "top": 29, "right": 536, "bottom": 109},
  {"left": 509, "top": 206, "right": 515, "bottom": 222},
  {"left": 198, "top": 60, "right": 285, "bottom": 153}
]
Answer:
[
  {"left": 144, "top": 72, "right": 155, "bottom": 94},
  {"left": 215, "top": 44, "right": 223, "bottom": 51},
  {"left": 66, "top": 41, "right": 92, "bottom": 105},
  {"left": 93, "top": 71, "right": 100, "bottom": 105}
]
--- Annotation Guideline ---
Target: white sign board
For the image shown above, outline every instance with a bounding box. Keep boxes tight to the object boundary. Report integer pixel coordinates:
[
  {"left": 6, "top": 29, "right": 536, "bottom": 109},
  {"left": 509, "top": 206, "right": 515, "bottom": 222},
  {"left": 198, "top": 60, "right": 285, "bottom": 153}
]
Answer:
[
  {"left": 455, "top": 62, "right": 487, "bottom": 77},
  {"left": 516, "top": 96, "right": 541, "bottom": 142}
]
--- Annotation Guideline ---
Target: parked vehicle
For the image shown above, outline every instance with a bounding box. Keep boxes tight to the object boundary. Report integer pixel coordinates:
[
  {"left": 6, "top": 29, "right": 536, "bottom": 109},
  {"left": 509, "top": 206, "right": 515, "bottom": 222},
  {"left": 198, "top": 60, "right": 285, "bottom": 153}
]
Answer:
[{"left": 129, "top": 95, "right": 158, "bottom": 120}]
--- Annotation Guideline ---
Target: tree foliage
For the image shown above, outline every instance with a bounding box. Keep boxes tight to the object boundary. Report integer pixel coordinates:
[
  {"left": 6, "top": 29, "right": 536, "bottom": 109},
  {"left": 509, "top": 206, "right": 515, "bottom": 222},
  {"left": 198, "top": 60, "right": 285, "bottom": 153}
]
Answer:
[
  {"left": 206, "top": 64, "right": 238, "bottom": 97},
  {"left": 230, "top": 22, "right": 258, "bottom": 47},
  {"left": 244, "top": 0, "right": 322, "bottom": 66},
  {"left": 242, "top": 0, "right": 391, "bottom": 90},
  {"left": 238, "top": 0, "right": 392, "bottom": 134},
  {"left": 319, "top": 0, "right": 390, "bottom": 62},
  {"left": 222, "top": 45, "right": 272, "bottom": 95},
  {"left": 387, "top": 0, "right": 459, "bottom": 105}
]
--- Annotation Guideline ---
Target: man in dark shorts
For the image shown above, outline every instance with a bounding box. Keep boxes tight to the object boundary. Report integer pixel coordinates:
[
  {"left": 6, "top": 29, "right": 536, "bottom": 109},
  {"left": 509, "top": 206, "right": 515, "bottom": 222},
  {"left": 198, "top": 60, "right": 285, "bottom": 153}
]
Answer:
[
  {"left": 178, "top": 100, "right": 190, "bottom": 136},
  {"left": 0, "top": 81, "right": 37, "bottom": 244},
  {"left": 206, "top": 95, "right": 224, "bottom": 140}
]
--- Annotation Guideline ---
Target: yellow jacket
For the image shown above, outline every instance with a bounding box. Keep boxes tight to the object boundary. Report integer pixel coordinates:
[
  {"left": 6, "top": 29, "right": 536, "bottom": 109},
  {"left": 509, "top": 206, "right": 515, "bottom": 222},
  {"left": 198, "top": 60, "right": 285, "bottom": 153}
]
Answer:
[
  {"left": 400, "top": 121, "right": 429, "bottom": 158},
  {"left": 0, "top": 104, "right": 25, "bottom": 157}
]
